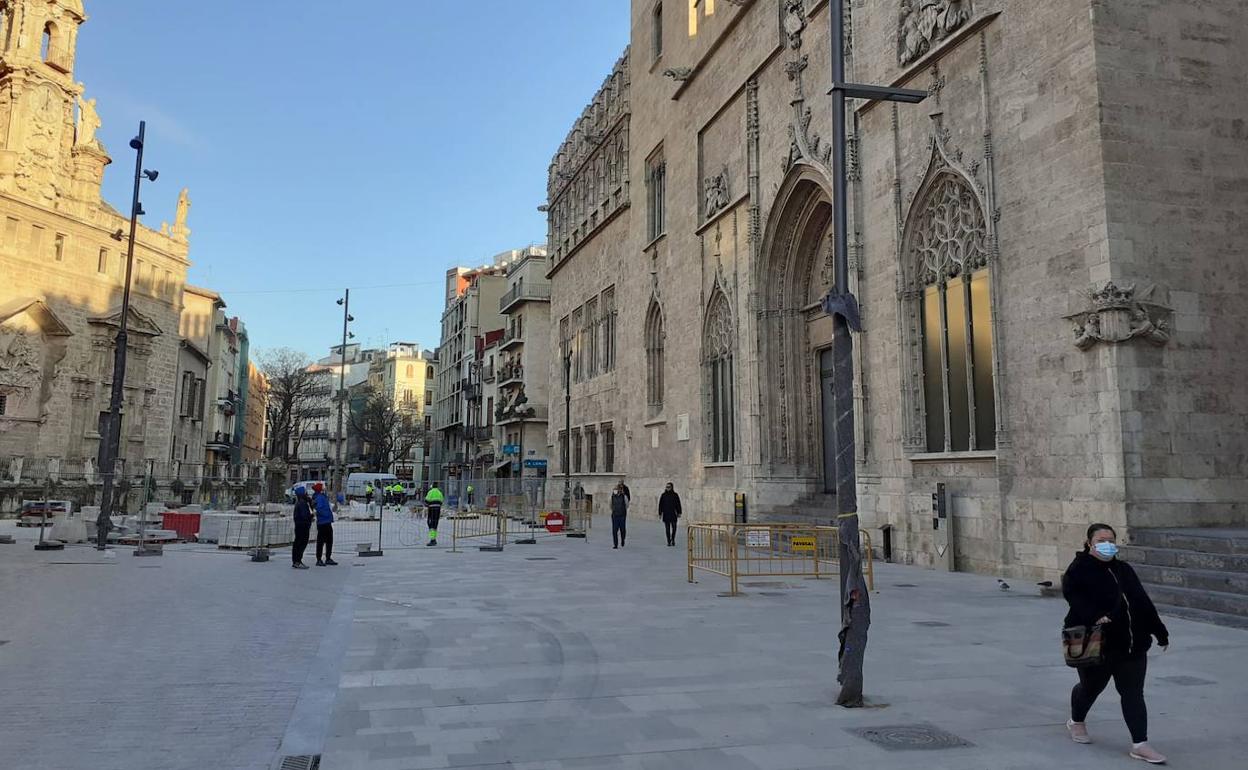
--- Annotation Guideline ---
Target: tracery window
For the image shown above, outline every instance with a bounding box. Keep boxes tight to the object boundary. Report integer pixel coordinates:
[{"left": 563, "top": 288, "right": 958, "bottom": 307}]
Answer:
[
  {"left": 910, "top": 174, "right": 996, "bottom": 452},
  {"left": 703, "top": 290, "right": 734, "bottom": 462},
  {"left": 645, "top": 300, "right": 664, "bottom": 416}
]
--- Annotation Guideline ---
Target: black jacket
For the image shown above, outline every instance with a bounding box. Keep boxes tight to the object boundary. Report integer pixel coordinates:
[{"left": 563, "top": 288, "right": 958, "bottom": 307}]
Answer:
[
  {"left": 1062, "top": 551, "right": 1168, "bottom": 658},
  {"left": 293, "top": 495, "right": 313, "bottom": 525},
  {"left": 659, "top": 490, "right": 682, "bottom": 521}
]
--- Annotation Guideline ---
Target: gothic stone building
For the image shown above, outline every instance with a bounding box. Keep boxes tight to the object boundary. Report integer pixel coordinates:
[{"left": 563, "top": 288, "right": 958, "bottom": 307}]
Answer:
[
  {"left": 0, "top": 1, "right": 192, "bottom": 489},
  {"left": 546, "top": 0, "right": 1248, "bottom": 578}
]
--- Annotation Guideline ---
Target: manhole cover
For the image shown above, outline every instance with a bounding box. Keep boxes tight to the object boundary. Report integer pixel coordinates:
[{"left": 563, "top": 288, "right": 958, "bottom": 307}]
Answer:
[
  {"left": 913, "top": 621, "right": 950, "bottom": 627},
  {"left": 525, "top": 557, "right": 556, "bottom": 561},
  {"left": 851, "top": 724, "right": 972, "bottom": 751},
  {"left": 893, "top": 583, "right": 918, "bottom": 588},
  {"left": 279, "top": 756, "right": 321, "bottom": 770},
  {"left": 1159, "top": 675, "right": 1215, "bottom": 687}
]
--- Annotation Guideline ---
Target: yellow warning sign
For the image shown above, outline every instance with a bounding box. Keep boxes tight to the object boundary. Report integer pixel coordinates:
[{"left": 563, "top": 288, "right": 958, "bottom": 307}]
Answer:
[{"left": 791, "top": 536, "right": 817, "bottom": 552}]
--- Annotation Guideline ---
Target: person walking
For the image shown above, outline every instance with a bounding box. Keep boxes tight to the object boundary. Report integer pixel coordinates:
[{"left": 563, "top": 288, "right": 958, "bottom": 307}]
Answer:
[
  {"left": 610, "top": 482, "right": 629, "bottom": 549},
  {"left": 1063, "top": 523, "right": 1169, "bottom": 764},
  {"left": 312, "top": 482, "right": 337, "bottom": 566},
  {"left": 659, "top": 482, "right": 682, "bottom": 547},
  {"left": 424, "top": 482, "right": 445, "bottom": 546},
  {"left": 291, "top": 486, "right": 313, "bottom": 569},
  {"left": 365, "top": 482, "right": 374, "bottom": 507}
]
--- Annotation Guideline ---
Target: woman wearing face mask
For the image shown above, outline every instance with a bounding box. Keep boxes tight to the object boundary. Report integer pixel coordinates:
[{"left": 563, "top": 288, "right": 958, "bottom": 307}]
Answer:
[{"left": 1062, "top": 523, "right": 1170, "bottom": 764}]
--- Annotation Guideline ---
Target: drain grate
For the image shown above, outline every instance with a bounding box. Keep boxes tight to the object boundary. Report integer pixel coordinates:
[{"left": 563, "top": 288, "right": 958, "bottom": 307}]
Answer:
[
  {"left": 912, "top": 621, "right": 950, "bottom": 627},
  {"left": 1159, "top": 675, "right": 1215, "bottom": 687},
  {"left": 893, "top": 583, "right": 918, "bottom": 588},
  {"left": 525, "top": 557, "right": 556, "bottom": 561},
  {"left": 743, "top": 581, "right": 786, "bottom": 587},
  {"left": 279, "top": 756, "right": 321, "bottom": 770},
  {"left": 758, "top": 591, "right": 788, "bottom": 596},
  {"left": 851, "top": 724, "right": 972, "bottom": 751},
  {"left": 0, "top": 640, "right": 9, "bottom": 646}
]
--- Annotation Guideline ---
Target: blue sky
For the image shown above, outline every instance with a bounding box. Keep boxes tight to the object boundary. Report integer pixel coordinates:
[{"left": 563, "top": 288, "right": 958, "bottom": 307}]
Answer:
[{"left": 79, "top": 1, "right": 630, "bottom": 357}]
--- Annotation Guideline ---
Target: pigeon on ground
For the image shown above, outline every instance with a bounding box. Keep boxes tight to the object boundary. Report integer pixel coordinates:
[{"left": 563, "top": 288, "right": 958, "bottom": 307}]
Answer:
[{"left": 997, "top": 579, "right": 1011, "bottom": 591}]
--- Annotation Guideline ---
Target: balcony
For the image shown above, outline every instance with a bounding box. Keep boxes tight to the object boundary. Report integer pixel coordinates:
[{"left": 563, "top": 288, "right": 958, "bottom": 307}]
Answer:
[
  {"left": 206, "top": 431, "right": 235, "bottom": 450},
  {"left": 498, "top": 363, "right": 524, "bottom": 388},
  {"left": 302, "top": 429, "right": 331, "bottom": 440},
  {"left": 497, "top": 405, "right": 548, "bottom": 426},
  {"left": 500, "top": 328, "right": 524, "bottom": 352},
  {"left": 500, "top": 283, "right": 552, "bottom": 313},
  {"left": 482, "top": 362, "right": 495, "bottom": 382},
  {"left": 44, "top": 45, "right": 73, "bottom": 74}
]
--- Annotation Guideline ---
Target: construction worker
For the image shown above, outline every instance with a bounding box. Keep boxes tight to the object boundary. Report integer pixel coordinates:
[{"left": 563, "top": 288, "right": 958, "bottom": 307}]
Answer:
[
  {"left": 424, "top": 483, "right": 445, "bottom": 546},
  {"left": 466, "top": 483, "right": 475, "bottom": 509},
  {"left": 393, "top": 482, "right": 406, "bottom": 506},
  {"left": 364, "top": 482, "right": 374, "bottom": 506}
]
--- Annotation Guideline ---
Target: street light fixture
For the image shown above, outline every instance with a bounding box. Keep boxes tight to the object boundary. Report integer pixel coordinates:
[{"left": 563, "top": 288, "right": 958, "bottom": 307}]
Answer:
[
  {"left": 95, "top": 121, "right": 158, "bottom": 550},
  {"left": 333, "top": 291, "right": 352, "bottom": 499}
]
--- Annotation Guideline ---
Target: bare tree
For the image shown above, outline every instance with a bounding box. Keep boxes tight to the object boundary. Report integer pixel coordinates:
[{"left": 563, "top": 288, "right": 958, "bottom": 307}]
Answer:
[
  {"left": 348, "top": 384, "right": 426, "bottom": 474},
  {"left": 256, "top": 348, "right": 322, "bottom": 466}
]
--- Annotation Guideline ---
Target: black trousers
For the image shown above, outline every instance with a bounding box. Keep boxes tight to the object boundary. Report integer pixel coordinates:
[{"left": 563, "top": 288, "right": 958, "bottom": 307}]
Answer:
[
  {"left": 611, "top": 514, "right": 627, "bottom": 547},
  {"left": 664, "top": 519, "right": 678, "bottom": 544},
  {"left": 1071, "top": 654, "right": 1149, "bottom": 743},
  {"left": 316, "top": 523, "right": 334, "bottom": 561},
  {"left": 293, "top": 520, "right": 311, "bottom": 564},
  {"left": 427, "top": 505, "right": 441, "bottom": 539}
]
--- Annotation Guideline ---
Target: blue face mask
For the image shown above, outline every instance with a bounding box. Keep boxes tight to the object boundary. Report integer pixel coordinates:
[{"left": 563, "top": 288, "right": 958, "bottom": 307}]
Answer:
[{"left": 1093, "top": 542, "right": 1118, "bottom": 559}]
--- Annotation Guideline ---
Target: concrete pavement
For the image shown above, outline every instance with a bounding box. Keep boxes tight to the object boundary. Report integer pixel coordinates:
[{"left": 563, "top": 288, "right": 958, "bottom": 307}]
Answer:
[
  {"left": 3, "top": 514, "right": 1246, "bottom": 770},
  {"left": 320, "top": 515, "right": 1248, "bottom": 769}
]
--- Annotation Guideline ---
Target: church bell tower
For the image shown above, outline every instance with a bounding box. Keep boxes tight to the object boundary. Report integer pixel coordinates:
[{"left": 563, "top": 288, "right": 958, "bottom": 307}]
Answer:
[{"left": 0, "top": 0, "right": 95, "bottom": 206}]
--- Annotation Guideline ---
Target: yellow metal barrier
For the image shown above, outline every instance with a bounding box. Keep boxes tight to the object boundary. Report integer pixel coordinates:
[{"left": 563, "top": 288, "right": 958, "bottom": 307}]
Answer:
[
  {"left": 450, "top": 511, "right": 508, "bottom": 552},
  {"left": 686, "top": 522, "right": 874, "bottom": 595}
]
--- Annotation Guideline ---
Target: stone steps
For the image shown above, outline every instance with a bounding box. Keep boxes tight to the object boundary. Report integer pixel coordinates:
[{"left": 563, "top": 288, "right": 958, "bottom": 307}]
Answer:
[{"left": 1123, "top": 527, "right": 1248, "bottom": 629}]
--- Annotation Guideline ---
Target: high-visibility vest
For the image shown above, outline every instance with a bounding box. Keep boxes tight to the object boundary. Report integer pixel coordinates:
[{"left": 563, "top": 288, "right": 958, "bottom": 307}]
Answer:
[{"left": 425, "top": 488, "right": 444, "bottom": 503}]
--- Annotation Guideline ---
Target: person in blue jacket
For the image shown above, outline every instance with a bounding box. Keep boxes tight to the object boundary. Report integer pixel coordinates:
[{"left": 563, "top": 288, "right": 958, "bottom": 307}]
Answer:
[
  {"left": 291, "top": 486, "right": 313, "bottom": 569},
  {"left": 311, "top": 482, "right": 337, "bottom": 566}
]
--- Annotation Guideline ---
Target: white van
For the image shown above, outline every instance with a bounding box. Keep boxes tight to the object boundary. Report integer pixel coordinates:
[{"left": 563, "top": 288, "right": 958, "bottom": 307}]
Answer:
[{"left": 346, "top": 473, "right": 398, "bottom": 498}]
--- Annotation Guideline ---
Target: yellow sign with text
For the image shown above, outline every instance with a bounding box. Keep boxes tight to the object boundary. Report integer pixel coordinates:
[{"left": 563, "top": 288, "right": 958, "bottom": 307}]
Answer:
[{"left": 791, "top": 536, "right": 817, "bottom": 552}]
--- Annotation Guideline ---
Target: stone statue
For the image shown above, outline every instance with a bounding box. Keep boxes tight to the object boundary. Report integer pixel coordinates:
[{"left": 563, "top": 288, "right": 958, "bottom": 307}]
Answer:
[
  {"left": 172, "top": 188, "right": 191, "bottom": 240},
  {"left": 703, "top": 169, "right": 731, "bottom": 219},
  {"left": 76, "top": 95, "right": 102, "bottom": 148},
  {"left": 1073, "top": 313, "right": 1102, "bottom": 351},
  {"left": 899, "top": 0, "right": 973, "bottom": 65}
]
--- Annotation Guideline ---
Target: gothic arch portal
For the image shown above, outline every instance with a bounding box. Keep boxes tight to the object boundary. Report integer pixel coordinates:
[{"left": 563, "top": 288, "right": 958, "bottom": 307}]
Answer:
[{"left": 755, "top": 164, "right": 835, "bottom": 476}]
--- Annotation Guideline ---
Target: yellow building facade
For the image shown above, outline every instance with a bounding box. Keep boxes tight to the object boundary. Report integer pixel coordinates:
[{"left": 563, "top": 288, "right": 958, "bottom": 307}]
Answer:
[{"left": 0, "top": 0, "right": 192, "bottom": 471}]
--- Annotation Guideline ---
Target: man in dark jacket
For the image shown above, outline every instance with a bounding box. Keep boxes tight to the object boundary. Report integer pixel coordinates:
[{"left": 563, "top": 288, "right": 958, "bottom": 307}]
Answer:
[
  {"left": 291, "top": 486, "right": 313, "bottom": 569},
  {"left": 659, "top": 483, "right": 682, "bottom": 546},
  {"left": 610, "top": 482, "right": 629, "bottom": 549},
  {"left": 312, "top": 482, "right": 337, "bottom": 566}
]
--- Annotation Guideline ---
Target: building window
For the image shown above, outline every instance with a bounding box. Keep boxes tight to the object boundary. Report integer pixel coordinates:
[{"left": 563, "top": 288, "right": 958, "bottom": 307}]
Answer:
[
  {"left": 406, "top": 364, "right": 413, "bottom": 378},
  {"left": 703, "top": 290, "right": 735, "bottom": 462},
  {"left": 41, "top": 23, "right": 52, "bottom": 61},
  {"left": 602, "top": 423, "right": 615, "bottom": 473},
  {"left": 97, "top": 248, "right": 108, "bottom": 274},
  {"left": 427, "top": 365, "right": 434, "bottom": 379},
  {"left": 585, "top": 297, "right": 599, "bottom": 379},
  {"left": 53, "top": 233, "right": 65, "bottom": 262},
  {"left": 909, "top": 174, "right": 997, "bottom": 453},
  {"left": 0, "top": 393, "right": 7, "bottom": 416},
  {"left": 586, "top": 425, "right": 598, "bottom": 473},
  {"left": 571, "top": 306, "right": 585, "bottom": 383},
  {"left": 602, "top": 286, "right": 617, "bottom": 372},
  {"left": 645, "top": 300, "right": 664, "bottom": 415},
  {"left": 558, "top": 430, "right": 568, "bottom": 475},
  {"left": 646, "top": 150, "right": 666, "bottom": 242},
  {"left": 425, "top": 390, "right": 433, "bottom": 406},
  {"left": 652, "top": 3, "right": 664, "bottom": 61},
  {"left": 403, "top": 389, "right": 413, "bottom": 403},
  {"left": 573, "top": 429, "right": 584, "bottom": 474}
]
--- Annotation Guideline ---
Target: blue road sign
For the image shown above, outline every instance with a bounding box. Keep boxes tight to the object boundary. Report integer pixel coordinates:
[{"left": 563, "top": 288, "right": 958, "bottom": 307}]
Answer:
[{"left": 524, "top": 459, "right": 548, "bottom": 469}]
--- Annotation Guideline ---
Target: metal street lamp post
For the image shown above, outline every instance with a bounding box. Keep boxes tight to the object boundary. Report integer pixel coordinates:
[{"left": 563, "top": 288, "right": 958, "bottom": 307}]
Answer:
[
  {"left": 333, "top": 291, "right": 353, "bottom": 498},
  {"left": 95, "top": 121, "right": 159, "bottom": 550},
  {"left": 822, "top": 4, "right": 926, "bottom": 706},
  {"left": 562, "top": 351, "right": 572, "bottom": 516}
]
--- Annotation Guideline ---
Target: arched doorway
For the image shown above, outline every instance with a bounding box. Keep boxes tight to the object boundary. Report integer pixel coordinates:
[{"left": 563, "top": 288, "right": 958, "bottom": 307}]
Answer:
[{"left": 756, "top": 165, "right": 837, "bottom": 488}]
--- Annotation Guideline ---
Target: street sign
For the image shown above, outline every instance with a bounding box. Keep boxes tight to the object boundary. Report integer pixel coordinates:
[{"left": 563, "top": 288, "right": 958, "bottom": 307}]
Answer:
[
  {"left": 544, "top": 512, "right": 565, "bottom": 533},
  {"left": 746, "top": 530, "right": 770, "bottom": 548},
  {"left": 523, "top": 459, "right": 548, "bottom": 468},
  {"left": 792, "top": 536, "right": 816, "bottom": 553},
  {"left": 502, "top": 444, "right": 520, "bottom": 455}
]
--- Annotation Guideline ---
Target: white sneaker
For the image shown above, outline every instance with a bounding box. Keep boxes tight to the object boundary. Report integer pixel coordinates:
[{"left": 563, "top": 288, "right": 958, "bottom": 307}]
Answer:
[
  {"left": 1130, "top": 742, "right": 1167, "bottom": 764},
  {"left": 1067, "top": 720, "right": 1091, "bottom": 744}
]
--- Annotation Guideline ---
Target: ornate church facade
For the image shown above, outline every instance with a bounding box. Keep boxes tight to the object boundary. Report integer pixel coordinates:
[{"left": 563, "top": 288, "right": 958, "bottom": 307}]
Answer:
[
  {"left": 0, "top": 1, "right": 192, "bottom": 476},
  {"left": 546, "top": 0, "right": 1248, "bottom": 577}
]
